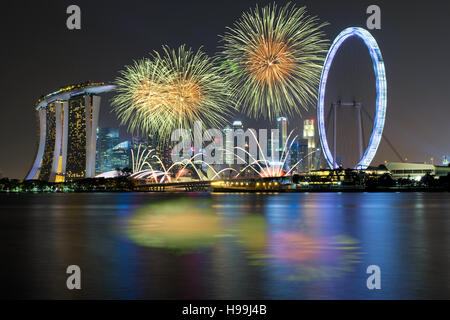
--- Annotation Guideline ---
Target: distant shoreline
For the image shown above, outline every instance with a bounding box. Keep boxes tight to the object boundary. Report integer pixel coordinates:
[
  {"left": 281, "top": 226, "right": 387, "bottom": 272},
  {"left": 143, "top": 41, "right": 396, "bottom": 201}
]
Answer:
[
  {"left": 1, "top": 175, "right": 449, "bottom": 193},
  {"left": 1, "top": 187, "right": 449, "bottom": 194}
]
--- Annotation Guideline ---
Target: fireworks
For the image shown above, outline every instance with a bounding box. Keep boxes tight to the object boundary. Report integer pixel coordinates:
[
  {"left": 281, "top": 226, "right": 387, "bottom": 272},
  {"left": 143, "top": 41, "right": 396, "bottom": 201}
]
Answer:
[
  {"left": 112, "top": 45, "right": 231, "bottom": 139},
  {"left": 219, "top": 3, "right": 328, "bottom": 119}
]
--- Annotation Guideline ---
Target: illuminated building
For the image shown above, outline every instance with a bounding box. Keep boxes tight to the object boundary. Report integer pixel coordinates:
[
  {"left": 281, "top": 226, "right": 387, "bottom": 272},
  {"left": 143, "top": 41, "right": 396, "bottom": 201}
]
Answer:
[
  {"left": 232, "top": 120, "right": 244, "bottom": 160},
  {"left": 288, "top": 140, "right": 300, "bottom": 172},
  {"left": 277, "top": 117, "right": 287, "bottom": 154},
  {"left": 290, "top": 139, "right": 309, "bottom": 172},
  {"left": 304, "top": 167, "right": 389, "bottom": 186},
  {"left": 110, "top": 141, "right": 131, "bottom": 170},
  {"left": 26, "top": 82, "right": 116, "bottom": 182},
  {"left": 385, "top": 162, "right": 450, "bottom": 180},
  {"left": 223, "top": 125, "right": 234, "bottom": 165},
  {"left": 303, "top": 119, "right": 316, "bottom": 171},
  {"left": 232, "top": 120, "right": 247, "bottom": 171},
  {"left": 96, "top": 136, "right": 131, "bottom": 174},
  {"left": 158, "top": 141, "right": 174, "bottom": 170},
  {"left": 131, "top": 134, "right": 172, "bottom": 170},
  {"left": 443, "top": 156, "right": 449, "bottom": 166},
  {"left": 232, "top": 120, "right": 243, "bottom": 130},
  {"left": 96, "top": 128, "right": 119, "bottom": 173}
]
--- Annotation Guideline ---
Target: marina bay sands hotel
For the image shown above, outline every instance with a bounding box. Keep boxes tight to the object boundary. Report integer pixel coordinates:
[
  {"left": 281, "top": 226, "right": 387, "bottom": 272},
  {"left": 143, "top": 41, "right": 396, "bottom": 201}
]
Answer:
[{"left": 26, "top": 82, "right": 116, "bottom": 182}]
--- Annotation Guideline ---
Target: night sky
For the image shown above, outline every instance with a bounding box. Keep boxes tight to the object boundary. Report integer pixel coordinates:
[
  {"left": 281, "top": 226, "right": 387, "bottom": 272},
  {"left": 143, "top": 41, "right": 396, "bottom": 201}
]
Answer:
[{"left": 1, "top": 0, "right": 449, "bottom": 178}]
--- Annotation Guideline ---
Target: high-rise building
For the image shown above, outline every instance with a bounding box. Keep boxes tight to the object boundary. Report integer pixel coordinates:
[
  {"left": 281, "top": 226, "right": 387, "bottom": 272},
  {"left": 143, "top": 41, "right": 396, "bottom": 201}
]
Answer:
[
  {"left": 303, "top": 119, "right": 316, "bottom": 171},
  {"left": 131, "top": 134, "right": 173, "bottom": 171},
  {"left": 232, "top": 120, "right": 243, "bottom": 130},
  {"left": 96, "top": 128, "right": 119, "bottom": 173},
  {"left": 96, "top": 133, "right": 131, "bottom": 174},
  {"left": 232, "top": 120, "right": 246, "bottom": 170},
  {"left": 277, "top": 117, "right": 287, "bottom": 154},
  {"left": 26, "top": 82, "right": 115, "bottom": 182},
  {"left": 223, "top": 125, "right": 234, "bottom": 165},
  {"left": 109, "top": 141, "right": 131, "bottom": 170},
  {"left": 290, "top": 138, "right": 309, "bottom": 172}
]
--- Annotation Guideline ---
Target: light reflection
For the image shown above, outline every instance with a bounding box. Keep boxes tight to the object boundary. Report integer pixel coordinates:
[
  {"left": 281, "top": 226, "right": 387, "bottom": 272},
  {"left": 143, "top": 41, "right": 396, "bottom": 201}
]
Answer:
[
  {"left": 7, "top": 192, "right": 450, "bottom": 299},
  {"left": 125, "top": 197, "right": 361, "bottom": 282},
  {"left": 125, "top": 199, "right": 225, "bottom": 253},
  {"left": 267, "top": 233, "right": 361, "bottom": 281}
]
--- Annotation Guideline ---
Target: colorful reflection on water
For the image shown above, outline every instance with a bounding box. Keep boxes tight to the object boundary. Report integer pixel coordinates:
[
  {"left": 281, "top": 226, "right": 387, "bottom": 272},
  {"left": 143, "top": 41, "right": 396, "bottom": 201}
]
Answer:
[
  {"left": 126, "top": 199, "right": 224, "bottom": 252},
  {"left": 124, "top": 197, "right": 361, "bottom": 282},
  {"left": 3, "top": 192, "right": 450, "bottom": 299}
]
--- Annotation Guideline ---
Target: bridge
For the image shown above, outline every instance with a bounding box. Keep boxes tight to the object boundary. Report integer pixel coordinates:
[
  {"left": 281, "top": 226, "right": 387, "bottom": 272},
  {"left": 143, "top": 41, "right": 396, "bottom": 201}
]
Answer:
[
  {"left": 134, "top": 176, "right": 293, "bottom": 192},
  {"left": 134, "top": 180, "right": 212, "bottom": 192}
]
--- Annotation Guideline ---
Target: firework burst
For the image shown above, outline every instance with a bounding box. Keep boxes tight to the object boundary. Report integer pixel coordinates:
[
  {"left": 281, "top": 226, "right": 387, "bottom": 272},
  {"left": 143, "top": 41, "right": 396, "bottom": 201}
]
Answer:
[
  {"left": 219, "top": 2, "right": 328, "bottom": 119},
  {"left": 112, "top": 45, "right": 231, "bottom": 139}
]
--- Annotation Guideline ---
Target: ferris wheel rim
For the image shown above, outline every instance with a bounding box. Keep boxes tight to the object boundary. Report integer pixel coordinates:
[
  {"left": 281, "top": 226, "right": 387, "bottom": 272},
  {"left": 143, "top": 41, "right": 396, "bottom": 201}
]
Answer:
[{"left": 317, "top": 27, "right": 387, "bottom": 170}]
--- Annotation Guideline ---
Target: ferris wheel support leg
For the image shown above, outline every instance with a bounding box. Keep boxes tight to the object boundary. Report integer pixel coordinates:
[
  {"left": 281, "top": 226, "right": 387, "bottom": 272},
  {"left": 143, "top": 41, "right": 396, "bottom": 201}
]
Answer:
[
  {"left": 333, "top": 104, "right": 337, "bottom": 169},
  {"left": 357, "top": 106, "right": 363, "bottom": 161}
]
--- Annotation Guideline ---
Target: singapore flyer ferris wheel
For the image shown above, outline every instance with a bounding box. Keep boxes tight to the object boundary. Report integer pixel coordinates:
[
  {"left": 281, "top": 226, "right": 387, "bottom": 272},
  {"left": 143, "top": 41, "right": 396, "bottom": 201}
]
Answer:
[{"left": 317, "top": 27, "right": 387, "bottom": 170}]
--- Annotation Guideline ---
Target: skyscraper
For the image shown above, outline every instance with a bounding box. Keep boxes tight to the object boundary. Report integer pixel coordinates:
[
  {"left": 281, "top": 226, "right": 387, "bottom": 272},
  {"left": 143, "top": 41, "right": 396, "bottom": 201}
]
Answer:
[
  {"left": 109, "top": 141, "right": 131, "bottom": 170},
  {"left": 303, "top": 119, "right": 316, "bottom": 171},
  {"left": 96, "top": 128, "right": 119, "bottom": 173},
  {"left": 290, "top": 138, "right": 309, "bottom": 172},
  {"left": 232, "top": 120, "right": 243, "bottom": 130},
  {"left": 223, "top": 125, "right": 234, "bottom": 165},
  {"left": 232, "top": 120, "right": 246, "bottom": 170},
  {"left": 277, "top": 117, "right": 287, "bottom": 154},
  {"left": 26, "top": 82, "right": 115, "bottom": 182},
  {"left": 131, "top": 134, "right": 173, "bottom": 171}
]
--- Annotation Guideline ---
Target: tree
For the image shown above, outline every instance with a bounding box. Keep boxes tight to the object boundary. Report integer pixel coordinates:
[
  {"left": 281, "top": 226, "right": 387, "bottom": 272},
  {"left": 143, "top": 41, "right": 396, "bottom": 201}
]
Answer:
[
  {"left": 378, "top": 173, "right": 394, "bottom": 187},
  {"left": 421, "top": 173, "right": 435, "bottom": 187}
]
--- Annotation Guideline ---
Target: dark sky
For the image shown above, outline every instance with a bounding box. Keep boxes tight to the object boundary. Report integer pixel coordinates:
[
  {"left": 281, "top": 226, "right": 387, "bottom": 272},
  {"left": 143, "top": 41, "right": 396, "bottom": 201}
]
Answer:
[{"left": 1, "top": 0, "right": 450, "bottom": 178}]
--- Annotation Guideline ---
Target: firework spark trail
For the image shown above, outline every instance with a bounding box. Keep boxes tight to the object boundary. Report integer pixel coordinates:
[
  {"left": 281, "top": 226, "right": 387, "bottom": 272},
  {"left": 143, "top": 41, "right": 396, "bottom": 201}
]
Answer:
[
  {"left": 131, "top": 146, "right": 155, "bottom": 173},
  {"left": 219, "top": 2, "right": 328, "bottom": 119},
  {"left": 231, "top": 130, "right": 301, "bottom": 178},
  {"left": 112, "top": 45, "right": 233, "bottom": 140}
]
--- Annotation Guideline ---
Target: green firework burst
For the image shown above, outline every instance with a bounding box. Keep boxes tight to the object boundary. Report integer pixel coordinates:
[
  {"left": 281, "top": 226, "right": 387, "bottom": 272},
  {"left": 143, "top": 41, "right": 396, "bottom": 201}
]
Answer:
[{"left": 112, "top": 45, "right": 232, "bottom": 139}]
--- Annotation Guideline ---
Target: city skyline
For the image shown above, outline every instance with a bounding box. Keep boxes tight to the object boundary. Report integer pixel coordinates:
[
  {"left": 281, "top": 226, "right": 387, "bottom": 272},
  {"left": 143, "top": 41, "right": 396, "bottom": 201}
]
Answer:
[{"left": 1, "top": 0, "right": 450, "bottom": 178}]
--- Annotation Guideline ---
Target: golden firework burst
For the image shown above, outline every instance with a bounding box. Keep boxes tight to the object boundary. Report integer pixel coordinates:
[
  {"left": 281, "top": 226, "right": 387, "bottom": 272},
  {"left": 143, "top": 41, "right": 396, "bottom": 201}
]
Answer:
[
  {"left": 246, "top": 35, "right": 296, "bottom": 87},
  {"left": 219, "top": 2, "right": 329, "bottom": 119}
]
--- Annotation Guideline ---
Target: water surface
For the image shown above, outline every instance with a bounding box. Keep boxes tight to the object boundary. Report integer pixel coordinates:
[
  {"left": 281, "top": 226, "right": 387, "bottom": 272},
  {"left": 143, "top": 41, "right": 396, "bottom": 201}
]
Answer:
[{"left": 0, "top": 192, "right": 449, "bottom": 299}]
